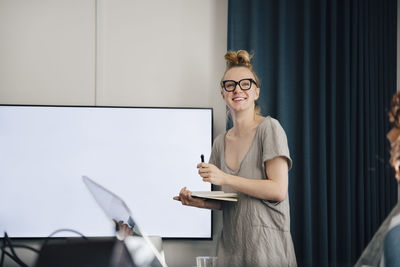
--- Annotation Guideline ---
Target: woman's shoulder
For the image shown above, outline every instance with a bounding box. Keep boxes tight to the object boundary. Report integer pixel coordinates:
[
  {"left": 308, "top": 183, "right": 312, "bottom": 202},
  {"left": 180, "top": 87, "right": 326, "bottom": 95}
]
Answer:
[
  {"left": 211, "top": 132, "right": 226, "bottom": 153},
  {"left": 213, "top": 132, "right": 226, "bottom": 146},
  {"left": 257, "top": 116, "right": 289, "bottom": 143},
  {"left": 258, "top": 116, "right": 284, "bottom": 132}
]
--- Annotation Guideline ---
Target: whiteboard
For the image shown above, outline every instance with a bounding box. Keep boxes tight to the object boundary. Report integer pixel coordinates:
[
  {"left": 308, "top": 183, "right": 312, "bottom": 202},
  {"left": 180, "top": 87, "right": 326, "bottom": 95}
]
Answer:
[{"left": 0, "top": 105, "right": 212, "bottom": 238}]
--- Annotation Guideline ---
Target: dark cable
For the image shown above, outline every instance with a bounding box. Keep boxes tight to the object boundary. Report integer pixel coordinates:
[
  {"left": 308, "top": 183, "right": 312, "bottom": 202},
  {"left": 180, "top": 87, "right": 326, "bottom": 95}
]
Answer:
[
  {"left": 2, "top": 233, "right": 27, "bottom": 267},
  {"left": 0, "top": 244, "right": 39, "bottom": 267},
  {"left": 0, "top": 236, "right": 5, "bottom": 267},
  {"left": 40, "top": 228, "right": 88, "bottom": 251},
  {"left": 0, "top": 229, "right": 87, "bottom": 267},
  {"left": 0, "top": 248, "right": 27, "bottom": 267},
  {"left": 46, "top": 228, "right": 87, "bottom": 239},
  {"left": 9, "top": 245, "right": 40, "bottom": 254}
]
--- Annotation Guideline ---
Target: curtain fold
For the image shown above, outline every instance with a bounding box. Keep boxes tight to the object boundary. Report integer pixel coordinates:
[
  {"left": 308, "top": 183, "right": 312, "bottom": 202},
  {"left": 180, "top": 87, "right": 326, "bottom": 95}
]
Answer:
[{"left": 227, "top": 0, "right": 397, "bottom": 266}]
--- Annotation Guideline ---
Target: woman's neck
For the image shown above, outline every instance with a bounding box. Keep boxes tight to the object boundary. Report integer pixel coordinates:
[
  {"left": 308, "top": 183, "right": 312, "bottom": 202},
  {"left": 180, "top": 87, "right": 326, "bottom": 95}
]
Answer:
[{"left": 230, "top": 110, "right": 262, "bottom": 137}]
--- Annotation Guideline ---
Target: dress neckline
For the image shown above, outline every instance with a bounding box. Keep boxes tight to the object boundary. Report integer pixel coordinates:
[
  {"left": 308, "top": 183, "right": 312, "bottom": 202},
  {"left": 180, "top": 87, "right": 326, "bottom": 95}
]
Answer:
[{"left": 222, "top": 117, "right": 267, "bottom": 173}]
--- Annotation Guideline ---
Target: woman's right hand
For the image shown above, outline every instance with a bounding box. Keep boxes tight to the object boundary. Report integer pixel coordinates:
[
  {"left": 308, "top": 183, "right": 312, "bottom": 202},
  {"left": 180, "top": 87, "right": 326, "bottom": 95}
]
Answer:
[{"left": 173, "top": 186, "right": 206, "bottom": 208}]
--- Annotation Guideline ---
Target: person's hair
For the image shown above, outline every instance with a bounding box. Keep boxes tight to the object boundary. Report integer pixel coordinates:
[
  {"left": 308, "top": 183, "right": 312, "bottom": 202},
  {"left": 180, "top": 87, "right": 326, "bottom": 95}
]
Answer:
[
  {"left": 221, "top": 50, "right": 261, "bottom": 115},
  {"left": 388, "top": 91, "right": 400, "bottom": 182},
  {"left": 389, "top": 91, "right": 400, "bottom": 128}
]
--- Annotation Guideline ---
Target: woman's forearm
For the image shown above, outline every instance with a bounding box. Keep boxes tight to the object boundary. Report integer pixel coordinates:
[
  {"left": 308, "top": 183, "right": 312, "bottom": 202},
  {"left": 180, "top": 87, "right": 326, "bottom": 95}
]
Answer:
[
  {"left": 202, "top": 199, "right": 222, "bottom": 210},
  {"left": 223, "top": 174, "right": 287, "bottom": 202}
]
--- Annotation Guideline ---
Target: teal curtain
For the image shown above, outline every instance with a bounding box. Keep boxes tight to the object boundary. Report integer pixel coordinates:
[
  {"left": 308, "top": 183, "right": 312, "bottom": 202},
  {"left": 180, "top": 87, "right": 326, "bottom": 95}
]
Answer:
[{"left": 227, "top": 0, "right": 398, "bottom": 266}]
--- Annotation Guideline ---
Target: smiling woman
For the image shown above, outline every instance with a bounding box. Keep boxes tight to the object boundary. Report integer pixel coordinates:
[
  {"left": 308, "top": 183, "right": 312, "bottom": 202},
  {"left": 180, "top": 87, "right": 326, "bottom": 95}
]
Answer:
[
  {"left": 175, "top": 50, "right": 297, "bottom": 267},
  {"left": 221, "top": 50, "right": 262, "bottom": 116}
]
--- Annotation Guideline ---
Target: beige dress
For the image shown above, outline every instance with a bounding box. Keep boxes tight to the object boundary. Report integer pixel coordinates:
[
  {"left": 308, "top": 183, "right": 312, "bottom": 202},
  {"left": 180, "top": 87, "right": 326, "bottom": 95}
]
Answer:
[{"left": 209, "top": 116, "right": 297, "bottom": 267}]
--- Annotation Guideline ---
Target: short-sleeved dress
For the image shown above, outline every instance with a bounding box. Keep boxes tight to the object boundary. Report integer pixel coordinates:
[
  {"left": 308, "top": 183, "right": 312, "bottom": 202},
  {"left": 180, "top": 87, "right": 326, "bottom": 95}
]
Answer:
[{"left": 209, "top": 116, "right": 297, "bottom": 267}]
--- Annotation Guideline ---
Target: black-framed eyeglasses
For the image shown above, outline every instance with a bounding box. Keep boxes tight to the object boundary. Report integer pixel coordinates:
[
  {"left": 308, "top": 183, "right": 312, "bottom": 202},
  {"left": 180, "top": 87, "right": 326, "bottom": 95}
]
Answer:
[{"left": 221, "top": 78, "right": 257, "bottom": 92}]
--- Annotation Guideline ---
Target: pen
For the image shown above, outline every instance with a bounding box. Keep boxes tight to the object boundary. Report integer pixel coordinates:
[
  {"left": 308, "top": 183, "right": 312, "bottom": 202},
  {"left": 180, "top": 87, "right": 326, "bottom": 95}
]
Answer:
[{"left": 201, "top": 154, "right": 204, "bottom": 163}]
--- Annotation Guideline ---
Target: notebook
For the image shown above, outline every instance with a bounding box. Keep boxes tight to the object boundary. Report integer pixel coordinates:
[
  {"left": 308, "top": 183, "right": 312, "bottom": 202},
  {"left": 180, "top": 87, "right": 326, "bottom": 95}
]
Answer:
[
  {"left": 191, "top": 191, "right": 238, "bottom": 202},
  {"left": 174, "top": 191, "right": 238, "bottom": 202}
]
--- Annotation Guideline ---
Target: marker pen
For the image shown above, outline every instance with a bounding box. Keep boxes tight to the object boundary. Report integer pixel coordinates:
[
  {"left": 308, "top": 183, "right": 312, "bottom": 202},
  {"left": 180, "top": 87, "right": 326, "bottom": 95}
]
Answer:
[{"left": 201, "top": 154, "right": 205, "bottom": 163}]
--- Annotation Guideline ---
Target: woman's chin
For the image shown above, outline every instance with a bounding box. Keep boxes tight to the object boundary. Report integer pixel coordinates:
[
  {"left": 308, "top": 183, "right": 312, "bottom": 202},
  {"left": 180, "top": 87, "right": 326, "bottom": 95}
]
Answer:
[{"left": 229, "top": 106, "right": 253, "bottom": 114}]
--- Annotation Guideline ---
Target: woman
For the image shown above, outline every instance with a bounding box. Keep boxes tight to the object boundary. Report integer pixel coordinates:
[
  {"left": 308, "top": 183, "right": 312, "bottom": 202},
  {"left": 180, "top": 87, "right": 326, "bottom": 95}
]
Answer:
[
  {"left": 175, "top": 50, "right": 297, "bottom": 266},
  {"left": 381, "top": 91, "right": 400, "bottom": 267},
  {"left": 388, "top": 91, "right": 400, "bottom": 183}
]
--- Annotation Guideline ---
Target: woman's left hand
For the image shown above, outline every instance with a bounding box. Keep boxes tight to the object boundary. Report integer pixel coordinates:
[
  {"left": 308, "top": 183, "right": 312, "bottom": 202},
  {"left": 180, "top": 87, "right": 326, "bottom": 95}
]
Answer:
[{"left": 197, "top": 163, "right": 227, "bottom": 186}]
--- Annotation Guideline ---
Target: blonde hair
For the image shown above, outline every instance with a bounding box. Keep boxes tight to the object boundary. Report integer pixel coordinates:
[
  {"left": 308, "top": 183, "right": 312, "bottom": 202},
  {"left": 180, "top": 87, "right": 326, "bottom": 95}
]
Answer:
[
  {"left": 388, "top": 91, "right": 400, "bottom": 182},
  {"left": 389, "top": 91, "right": 400, "bottom": 128},
  {"left": 221, "top": 50, "right": 261, "bottom": 115}
]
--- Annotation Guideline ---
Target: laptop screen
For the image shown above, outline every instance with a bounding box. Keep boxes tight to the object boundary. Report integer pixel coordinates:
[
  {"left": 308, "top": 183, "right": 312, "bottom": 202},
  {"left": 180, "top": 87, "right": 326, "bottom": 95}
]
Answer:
[{"left": 82, "top": 176, "right": 167, "bottom": 267}]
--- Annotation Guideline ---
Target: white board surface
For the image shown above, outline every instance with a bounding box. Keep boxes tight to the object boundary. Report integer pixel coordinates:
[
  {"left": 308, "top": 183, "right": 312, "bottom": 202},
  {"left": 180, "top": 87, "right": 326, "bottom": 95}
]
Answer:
[{"left": 0, "top": 105, "right": 212, "bottom": 238}]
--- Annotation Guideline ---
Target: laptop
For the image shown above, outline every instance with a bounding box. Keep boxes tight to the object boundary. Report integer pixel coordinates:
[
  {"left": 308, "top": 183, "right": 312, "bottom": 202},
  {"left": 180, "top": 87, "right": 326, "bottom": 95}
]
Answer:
[{"left": 82, "top": 175, "right": 167, "bottom": 267}]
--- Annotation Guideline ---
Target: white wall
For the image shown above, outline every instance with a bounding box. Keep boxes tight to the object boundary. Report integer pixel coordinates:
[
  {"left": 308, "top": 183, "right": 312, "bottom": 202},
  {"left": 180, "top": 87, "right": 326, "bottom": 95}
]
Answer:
[
  {"left": 0, "top": 0, "right": 228, "bottom": 266},
  {"left": 0, "top": 0, "right": 96, "bottom": 105}
]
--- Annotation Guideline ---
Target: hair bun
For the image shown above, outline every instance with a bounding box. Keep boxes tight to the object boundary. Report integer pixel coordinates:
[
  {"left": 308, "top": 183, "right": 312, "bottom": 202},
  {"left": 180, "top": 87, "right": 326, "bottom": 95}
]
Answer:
[{"left": 224, "top": 50, "right": 252, "bottom": 69}]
